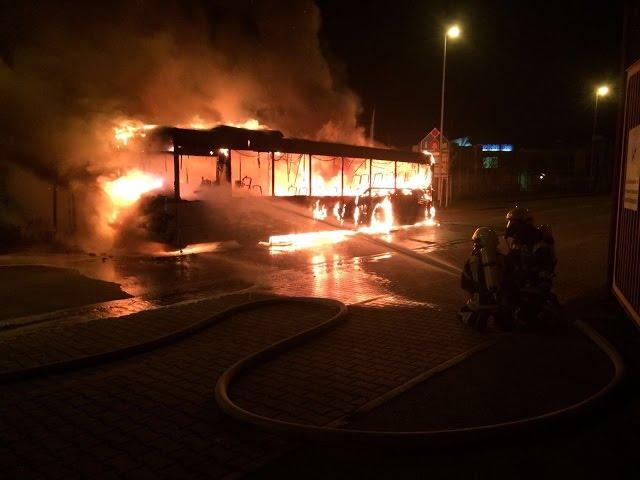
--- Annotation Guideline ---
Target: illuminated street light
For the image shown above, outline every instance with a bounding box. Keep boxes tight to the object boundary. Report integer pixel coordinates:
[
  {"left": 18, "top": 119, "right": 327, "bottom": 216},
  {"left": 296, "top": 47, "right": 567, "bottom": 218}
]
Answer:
[
  {"left": 440, "top": 24, "right": 461, "bottom": 171},
  {"left": 590, "top": 84, "right": 611, "bottom": 191},
  {"left": 447, "top": 25, "right": 461, "bottom": 38}
]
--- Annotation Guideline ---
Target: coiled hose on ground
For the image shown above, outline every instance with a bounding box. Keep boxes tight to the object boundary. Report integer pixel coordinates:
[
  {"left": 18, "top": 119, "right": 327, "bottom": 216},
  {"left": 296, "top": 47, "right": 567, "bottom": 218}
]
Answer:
[
  {"left": 0, "top": 229, "right": 625, "bottom": 446},
  {"left": 215, "top": 304, "right": 624, "bottom": 445},
  {"left": 0, "top": 291, "right": 624, "bottom": 445}
]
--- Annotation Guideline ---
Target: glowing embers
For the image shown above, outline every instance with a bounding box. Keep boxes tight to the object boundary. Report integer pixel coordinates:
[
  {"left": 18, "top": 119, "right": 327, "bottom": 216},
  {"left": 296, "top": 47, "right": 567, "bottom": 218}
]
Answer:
[
  {"left": 102, "top": 169, "right": 164, "bottom": 222},
  {"left": 264, "top": 230, "right": 356, "bottom": 252}
]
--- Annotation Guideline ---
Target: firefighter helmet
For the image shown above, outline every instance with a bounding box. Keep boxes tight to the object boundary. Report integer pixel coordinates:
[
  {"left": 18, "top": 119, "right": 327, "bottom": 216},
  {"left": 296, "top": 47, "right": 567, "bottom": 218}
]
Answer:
[
  {"left": 505, "top": 206, "right": 533, "bottom": 240},
  {"left": 472, "top": 227, "right": 499, "bottom": 249},
  {"left": 506, "top": 206, "right": 531, "bottom": 222}
]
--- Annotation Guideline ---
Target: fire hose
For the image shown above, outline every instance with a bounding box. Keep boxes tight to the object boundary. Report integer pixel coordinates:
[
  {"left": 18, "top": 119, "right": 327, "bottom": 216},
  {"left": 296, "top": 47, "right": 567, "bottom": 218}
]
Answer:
[
  {"left": 218, "top": 203, "right": 623, "bottom": 442},
  {"left": 1, "top": 273, "right": 626, "bottom": 443},
  {"left": 214, "top": 305, "right": 624, "bottom": 445},
  {"left": 1, "top": 292, "right": 623, "bottom": 446}
]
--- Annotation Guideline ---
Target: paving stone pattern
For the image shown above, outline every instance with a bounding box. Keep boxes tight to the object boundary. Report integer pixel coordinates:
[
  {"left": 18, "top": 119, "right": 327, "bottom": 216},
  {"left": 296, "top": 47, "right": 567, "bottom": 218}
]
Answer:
[
  {"left": 0, "top": 280, "right": 490, "bottom": 478},
  {"left": 230, "top": 303, "right": 490, "bottom": 426},
  {"left": 0, "top": 292, "right": 267, "bottom": 374},
  {"left": 0, "top": 301, "right": 337, "bottom": 479}
]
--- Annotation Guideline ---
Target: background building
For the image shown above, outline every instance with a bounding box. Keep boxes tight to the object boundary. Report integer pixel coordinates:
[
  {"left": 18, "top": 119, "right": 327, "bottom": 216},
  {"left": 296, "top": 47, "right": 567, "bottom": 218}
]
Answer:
[{"left": 447, "top": 141, "right": 592, "bottom": 200}]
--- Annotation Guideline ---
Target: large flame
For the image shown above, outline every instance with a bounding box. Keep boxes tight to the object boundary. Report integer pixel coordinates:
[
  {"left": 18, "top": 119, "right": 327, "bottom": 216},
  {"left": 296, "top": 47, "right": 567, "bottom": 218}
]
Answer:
[
  {"left": 113, "top": 121, "right": 157, "bottom": 147},
  {"left": 102, "top": 169, "right": 164, "bottom": 222},
  {"left": 188, "top": 117, "right": 268, "bottom": 131},
  {"left": 360, "top": 196, "right": 393, "bottom": 234},
  {"left": 108, "top": 118, "right": 434, "bottom": 252},
  {"left": 265, "top": 192, "right": 437, "bottom": 252},
  {"left": 113, "top": 117, "right": 267, "bottom": 149}
]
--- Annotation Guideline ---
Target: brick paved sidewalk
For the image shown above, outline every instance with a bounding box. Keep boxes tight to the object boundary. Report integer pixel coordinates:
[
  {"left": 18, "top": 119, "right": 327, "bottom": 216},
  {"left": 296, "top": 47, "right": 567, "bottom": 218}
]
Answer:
[
  {"left": 0, "top": 301, "right": 338, "bottom": 479},
  {"left": 0, "top": 291, "right": 266, "bottom": 374},
  {"left": 0, "top": 285, "right": 493, "bottom": 479},
  {"left": 230, "top": 303, "right": 490, "bottom": 427}
]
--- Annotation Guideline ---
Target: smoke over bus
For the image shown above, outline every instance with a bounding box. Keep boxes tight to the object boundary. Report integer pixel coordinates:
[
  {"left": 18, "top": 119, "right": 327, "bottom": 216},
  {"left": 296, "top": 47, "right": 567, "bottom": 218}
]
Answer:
[{"left": 0, "top": 0, "right": 365, "bottom": 251}]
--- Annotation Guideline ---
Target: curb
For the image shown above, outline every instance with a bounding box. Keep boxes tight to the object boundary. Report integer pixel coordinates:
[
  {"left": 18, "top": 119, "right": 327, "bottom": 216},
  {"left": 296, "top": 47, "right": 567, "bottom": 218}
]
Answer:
[{"left": 0, "top": 296, "right": 343, "bottom": 385}]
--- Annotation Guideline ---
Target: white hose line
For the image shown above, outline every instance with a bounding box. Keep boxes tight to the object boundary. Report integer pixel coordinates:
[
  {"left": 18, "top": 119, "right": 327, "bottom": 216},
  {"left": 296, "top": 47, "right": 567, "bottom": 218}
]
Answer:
[{"left": 215, "top": 312, "right": 624, "bottom": 445}]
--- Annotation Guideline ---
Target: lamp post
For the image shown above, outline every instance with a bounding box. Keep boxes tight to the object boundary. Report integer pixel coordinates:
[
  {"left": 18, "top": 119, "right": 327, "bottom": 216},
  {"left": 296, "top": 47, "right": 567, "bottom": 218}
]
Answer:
[
  {"left": 439, "top": 25, "right": 460, "bottom": 155},
  {"left": 590, "top": 85, "right": 610, "bottom": 191},
  {"left": 438, "top": 24, "right": 460, "bottom": 207}
]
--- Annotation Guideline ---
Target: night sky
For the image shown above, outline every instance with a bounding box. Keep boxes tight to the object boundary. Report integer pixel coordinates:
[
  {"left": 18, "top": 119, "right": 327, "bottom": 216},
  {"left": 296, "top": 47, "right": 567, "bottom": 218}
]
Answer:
[
  {"left": 316, "top": 0, "right": 623, "bottom": 148},
  {"left": 0, "top": 0, "right": 624, "bottom": 155}
]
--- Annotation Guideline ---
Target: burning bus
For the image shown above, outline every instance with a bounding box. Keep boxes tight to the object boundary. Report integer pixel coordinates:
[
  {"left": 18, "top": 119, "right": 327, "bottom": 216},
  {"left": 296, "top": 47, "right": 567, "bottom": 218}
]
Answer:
[{"left": 106, "top": 124, "right": 436, "bottom": 248}]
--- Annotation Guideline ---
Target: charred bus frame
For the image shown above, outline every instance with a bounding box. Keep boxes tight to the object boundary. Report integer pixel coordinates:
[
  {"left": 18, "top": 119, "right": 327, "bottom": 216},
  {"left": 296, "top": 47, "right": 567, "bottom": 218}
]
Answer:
[{"left": 152, "top": 126, "right": 435, "bottom": 208}]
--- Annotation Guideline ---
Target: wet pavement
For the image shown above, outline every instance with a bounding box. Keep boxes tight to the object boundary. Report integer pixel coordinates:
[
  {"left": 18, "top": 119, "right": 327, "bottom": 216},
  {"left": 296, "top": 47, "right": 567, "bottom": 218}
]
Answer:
[
  {"left": 0, "top": 206, "right": 460, "bottom": 326},
  {"left": 0, "top": 195, "right": 620, "bottom": 479},
  {"left": 2, "top": 195, "right": 609, "bottom": 316}
]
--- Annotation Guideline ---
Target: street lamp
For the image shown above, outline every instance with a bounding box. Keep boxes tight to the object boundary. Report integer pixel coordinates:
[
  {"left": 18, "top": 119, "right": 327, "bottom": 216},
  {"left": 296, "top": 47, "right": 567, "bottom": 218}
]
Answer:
[
  {"left": 447, "top": 25, "right": 460, "bottom": 39},
  {"left": 437, "top": 24, "right": 460, "bottom": 208},
  {"left": 590, "top": 84, "right": 610, "bottom": 190},
  {"left": 439, "top": 24, "right": 461, "bottom": 167}
]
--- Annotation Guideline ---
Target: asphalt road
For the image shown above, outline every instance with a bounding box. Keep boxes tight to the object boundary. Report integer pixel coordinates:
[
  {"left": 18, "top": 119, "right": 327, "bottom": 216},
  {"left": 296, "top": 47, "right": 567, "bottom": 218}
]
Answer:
[
  {"left": 3, "top": 194, "right": 636, "bottom": 480},
  {"left": 0, "top": 194, "right": 612, "bottom": 324}
]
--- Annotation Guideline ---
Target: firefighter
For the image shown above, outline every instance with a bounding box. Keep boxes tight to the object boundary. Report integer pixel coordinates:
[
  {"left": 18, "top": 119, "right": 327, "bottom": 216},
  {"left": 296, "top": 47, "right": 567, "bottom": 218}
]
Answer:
[
  {"left": 533, "top": 224, "right": 556, "bottom": 292},
  {"left": 459, "top": 227, "right": 504, "bottom": 331},
  {"left": 503, "top": 206, "right": 536, "bottom": 297},
  {"left": 503, "top": 206, "right": 558, "bottom": 325},
  {"left": 504, "top": 206, "right": 536, "bottom": 251}
]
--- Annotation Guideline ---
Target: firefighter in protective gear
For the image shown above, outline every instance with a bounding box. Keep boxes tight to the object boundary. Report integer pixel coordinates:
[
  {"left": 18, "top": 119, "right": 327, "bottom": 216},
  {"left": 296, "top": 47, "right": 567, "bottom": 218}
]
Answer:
[
  {"left": 504, "top": 206, "right": 534, "bottom": 249},
  {"left": 503, "top": 206, "right": 558, "bottom": 325},
  {"left": 532, "top": 224, "right": 556, "bottom": 292},
  {"left": 504, "top": 207, "right": 557, "bottom": 289},
  {"left": 459, "top": 227, "right": 504, "bottom": 331}
]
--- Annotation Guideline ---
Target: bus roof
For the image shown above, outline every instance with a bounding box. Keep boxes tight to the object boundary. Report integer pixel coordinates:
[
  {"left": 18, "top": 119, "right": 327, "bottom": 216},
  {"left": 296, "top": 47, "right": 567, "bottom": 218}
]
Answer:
[{"left": 151, "top": 125, "right": 432, "bottom": 164}]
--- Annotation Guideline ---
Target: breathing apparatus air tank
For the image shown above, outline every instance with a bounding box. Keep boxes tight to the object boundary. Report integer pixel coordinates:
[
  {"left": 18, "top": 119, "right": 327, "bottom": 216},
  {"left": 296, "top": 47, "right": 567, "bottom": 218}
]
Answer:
[{"left": 471, "top": 227, "right": 501, "bottom": 296}]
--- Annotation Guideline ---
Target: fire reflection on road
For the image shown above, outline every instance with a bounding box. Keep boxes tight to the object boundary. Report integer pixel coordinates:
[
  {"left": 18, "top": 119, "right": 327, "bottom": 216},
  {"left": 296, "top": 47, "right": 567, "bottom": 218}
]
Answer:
[
  {"left": 265, "top": 250, "right": 394, "bottom": 304},
  {"left": 262, "top": 248, "right": 436, "bottom": 309}
]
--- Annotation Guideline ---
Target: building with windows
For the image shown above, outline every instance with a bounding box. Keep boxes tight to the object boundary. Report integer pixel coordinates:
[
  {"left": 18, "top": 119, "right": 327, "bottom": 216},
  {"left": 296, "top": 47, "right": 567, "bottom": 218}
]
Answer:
[{"left": 448, "top": 140, "right": 590, "bottom": 199}]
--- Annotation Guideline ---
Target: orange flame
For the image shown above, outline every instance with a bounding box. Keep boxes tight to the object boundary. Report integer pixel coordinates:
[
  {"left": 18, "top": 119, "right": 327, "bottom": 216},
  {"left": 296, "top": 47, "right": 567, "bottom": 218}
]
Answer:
[
  {"left": 333, "top": 202, "right": 344, "bottom": 224},
  {"left": 188, "top": 117, "right": 268, "bottom": 131},
  {"left": 113, "top": 121, "right": 156, "bottom": 147},
  {"left": 264, "top": 192, "right": 437, "bottom": 252},
  {"left": 360, "top": 196, "right": 393, "bottom": 234},
  {"left": 312, "top": 200, "right": 328, "bottom": 220},
  {"left": 264, "top": 229, "right": 356, "bottom": 252},
  {"left": 102, "top": 169, "right": 164, "bottom": 222}
]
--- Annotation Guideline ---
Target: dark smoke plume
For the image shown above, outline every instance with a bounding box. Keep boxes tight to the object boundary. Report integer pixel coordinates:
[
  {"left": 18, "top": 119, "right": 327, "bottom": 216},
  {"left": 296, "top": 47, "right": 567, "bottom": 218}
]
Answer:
[{"left": 0, "top": 0, "right": 364, "bottom": 248}]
